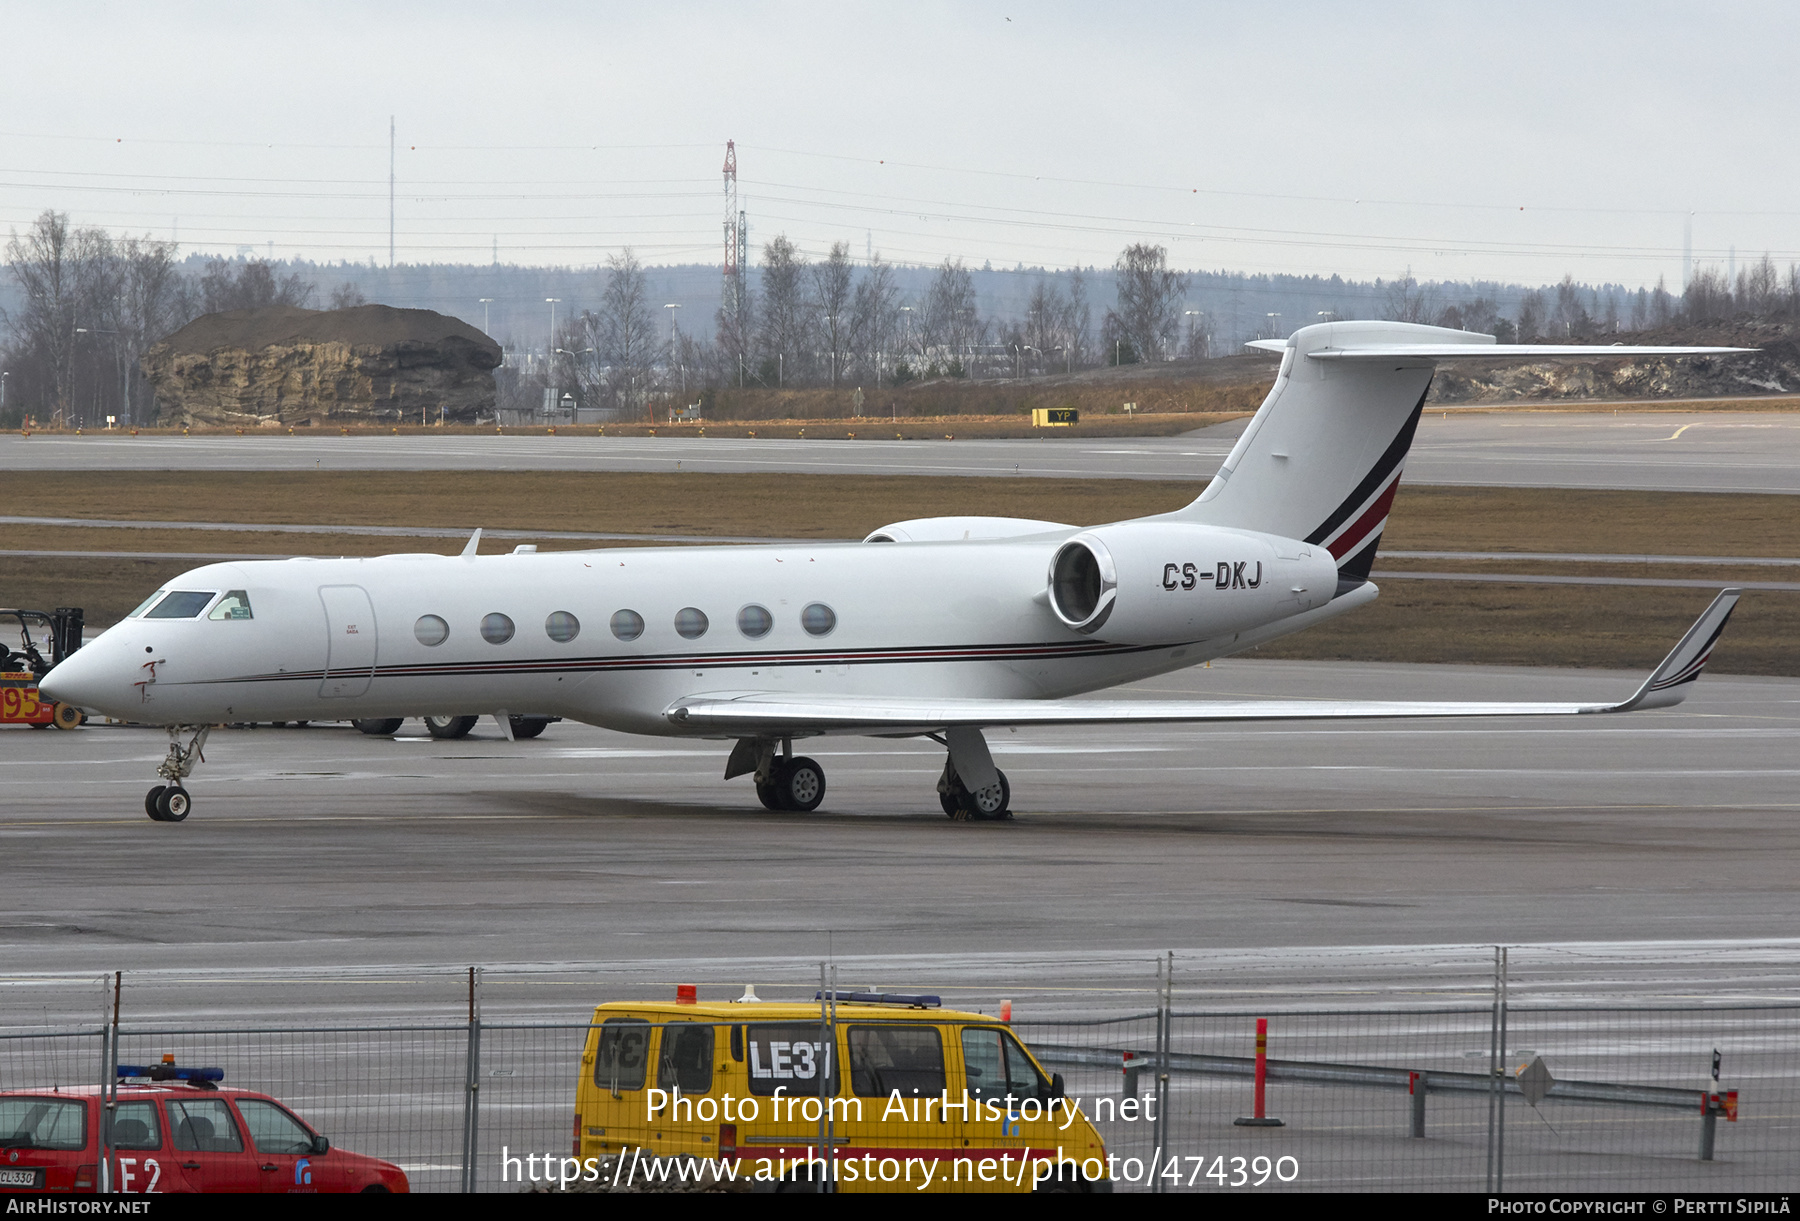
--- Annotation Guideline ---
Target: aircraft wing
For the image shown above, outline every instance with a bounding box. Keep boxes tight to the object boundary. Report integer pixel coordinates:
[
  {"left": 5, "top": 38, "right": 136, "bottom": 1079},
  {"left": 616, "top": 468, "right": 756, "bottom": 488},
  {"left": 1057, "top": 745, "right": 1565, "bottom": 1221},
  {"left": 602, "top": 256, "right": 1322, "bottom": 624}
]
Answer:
[{"left": 666, "top": 590, "right": 1739, "bottom": 736}]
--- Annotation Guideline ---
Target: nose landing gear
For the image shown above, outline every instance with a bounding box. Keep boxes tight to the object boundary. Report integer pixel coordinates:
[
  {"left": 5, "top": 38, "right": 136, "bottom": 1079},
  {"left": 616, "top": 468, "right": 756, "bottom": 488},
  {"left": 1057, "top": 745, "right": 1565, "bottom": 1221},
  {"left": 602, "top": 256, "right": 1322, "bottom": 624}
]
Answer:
[{"left": 145, "top": 725, "right": 209, "bottom": 822}]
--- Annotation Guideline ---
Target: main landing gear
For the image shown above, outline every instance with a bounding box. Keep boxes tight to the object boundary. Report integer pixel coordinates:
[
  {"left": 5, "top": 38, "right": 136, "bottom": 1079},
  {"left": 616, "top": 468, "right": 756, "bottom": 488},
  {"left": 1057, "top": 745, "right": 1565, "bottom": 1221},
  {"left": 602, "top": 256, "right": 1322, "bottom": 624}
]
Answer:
[
  {"left": 724, "top": 727, "right": 1014, "bottom": 820},
  {"left": 145, "top": 725, "right": 210, "bottom": 822},
  {"left": 725, "top": 738, "right": 826, "bottom": 812}
]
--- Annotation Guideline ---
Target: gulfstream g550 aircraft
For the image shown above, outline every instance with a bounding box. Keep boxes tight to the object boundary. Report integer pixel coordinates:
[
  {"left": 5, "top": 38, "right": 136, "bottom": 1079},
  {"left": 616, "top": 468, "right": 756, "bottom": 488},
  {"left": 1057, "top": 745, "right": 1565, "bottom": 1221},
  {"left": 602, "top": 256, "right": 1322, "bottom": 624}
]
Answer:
[{"left": 43, "top": 321, "right": 1749, "bottom": 822}]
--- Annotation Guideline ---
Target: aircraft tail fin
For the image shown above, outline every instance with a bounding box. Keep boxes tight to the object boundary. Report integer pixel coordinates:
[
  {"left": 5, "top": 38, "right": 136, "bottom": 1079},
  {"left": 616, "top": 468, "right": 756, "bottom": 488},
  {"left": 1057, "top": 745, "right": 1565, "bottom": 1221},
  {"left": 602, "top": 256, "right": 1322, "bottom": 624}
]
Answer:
[
  {"left": 1169, "top": 322, "right": 1753, "bottom": 594},
  {"left": 1172, "top": 320, "right": 1449, "bottom": 588}
]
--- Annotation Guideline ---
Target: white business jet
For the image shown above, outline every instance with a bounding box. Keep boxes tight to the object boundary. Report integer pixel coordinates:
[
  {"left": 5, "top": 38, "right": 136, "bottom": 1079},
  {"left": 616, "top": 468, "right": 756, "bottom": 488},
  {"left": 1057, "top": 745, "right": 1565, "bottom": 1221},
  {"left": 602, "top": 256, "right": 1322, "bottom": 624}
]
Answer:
[{"left": 42, "top": 321, "right": 1748, "bottom": 823}]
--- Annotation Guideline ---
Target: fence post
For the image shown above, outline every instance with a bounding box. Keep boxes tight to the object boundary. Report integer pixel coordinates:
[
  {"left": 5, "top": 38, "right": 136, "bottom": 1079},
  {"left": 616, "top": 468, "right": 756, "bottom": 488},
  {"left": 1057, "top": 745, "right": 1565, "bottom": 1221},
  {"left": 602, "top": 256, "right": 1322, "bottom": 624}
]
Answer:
[
  {"left": 1409, "top": 1071, "right": 1428, "bottom": 1138},
  {"left": 1151, "top": 951, "right": 1171, "bottom": 1194},
  {"left": 1485, "top": 948, "right": 1509, "bottom": 1192},
  {"left": 95, "top": 975, "right": 112, "bottom": 1195},
  {"left": 1486, "top": 948, "right": 1500, "bottom": 1192},
  {"left": 460, "top": 967, "right": 483, "bottom": 1193}
]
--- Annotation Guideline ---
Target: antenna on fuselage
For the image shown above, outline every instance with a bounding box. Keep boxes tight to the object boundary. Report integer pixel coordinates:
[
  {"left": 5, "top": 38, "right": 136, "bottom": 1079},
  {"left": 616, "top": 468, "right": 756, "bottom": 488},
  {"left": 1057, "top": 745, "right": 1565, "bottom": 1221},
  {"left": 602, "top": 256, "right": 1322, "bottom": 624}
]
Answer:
[{"left": 460, "top": 529, "right": 483, "bottom": 559}]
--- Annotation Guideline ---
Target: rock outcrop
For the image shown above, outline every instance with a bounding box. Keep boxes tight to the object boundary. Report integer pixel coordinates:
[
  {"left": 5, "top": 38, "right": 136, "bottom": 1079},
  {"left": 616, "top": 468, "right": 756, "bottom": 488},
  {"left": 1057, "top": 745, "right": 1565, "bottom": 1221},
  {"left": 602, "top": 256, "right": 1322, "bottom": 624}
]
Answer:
[
  {"left": 141, "top": 304, "right": 502, "bottom": 426},
  {"left": 1429, "top": 321, "right": 1800, "bottom": 404}
]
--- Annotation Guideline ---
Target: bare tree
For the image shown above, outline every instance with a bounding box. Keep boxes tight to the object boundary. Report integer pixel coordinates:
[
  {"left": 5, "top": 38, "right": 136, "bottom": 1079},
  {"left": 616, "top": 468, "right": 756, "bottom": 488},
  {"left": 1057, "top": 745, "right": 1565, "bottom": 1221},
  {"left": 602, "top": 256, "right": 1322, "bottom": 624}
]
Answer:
[
  {"left": 1651, "top": 275, "right": 1674, "bottom": 327},
  {"left": 329, "top": 282, "right": 368, "bottom": 309},
  {"left": 1107, "top": 244, "right": 1190, "bottom": 362},
  {"left": 811, "top": 241, "right": 854, "bottom": 386},
  {"left": 1683, "top": 265, "right": 1732, "bottom": 323},
  {"left": 1381, "top": 270, "right": 1436, "bottom": 325},
  {"left": 115, "top": 236, "right": 185, "bottom": 425},
  {"left": 920, "top": 258, "right": 981, "bottom": 373},
  {"left": 197, "top": 258, "right": 314, "bottom": 313},
  {"left": 594, "top": 248, "right": 658, "bottom": 416},
  {"left": 1067, "top": 267, "right": 1092, "bottom": 367},
  {"left": 848, "top": 254, "right": 899, "bottom": 383},
  {"left": 3, "top": 211, "right": 82, "bottom": 418},
  {"left": 1516, "top": 289, "right": 1546, "bottom": 341},
  {"left": 1738, "top": 254, "right": 1779, "bottom": 316},
  {"left": 756, "top": 235, "right": 811, "bottom": 386}
]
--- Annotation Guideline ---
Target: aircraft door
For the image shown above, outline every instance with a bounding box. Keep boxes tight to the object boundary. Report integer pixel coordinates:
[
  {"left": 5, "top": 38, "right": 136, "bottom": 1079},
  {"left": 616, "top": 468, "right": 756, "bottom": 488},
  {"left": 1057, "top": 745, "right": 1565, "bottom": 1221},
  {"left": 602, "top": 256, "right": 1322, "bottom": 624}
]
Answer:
[{"left": 318, "top": 585, "right": 378, "bottom": 698}]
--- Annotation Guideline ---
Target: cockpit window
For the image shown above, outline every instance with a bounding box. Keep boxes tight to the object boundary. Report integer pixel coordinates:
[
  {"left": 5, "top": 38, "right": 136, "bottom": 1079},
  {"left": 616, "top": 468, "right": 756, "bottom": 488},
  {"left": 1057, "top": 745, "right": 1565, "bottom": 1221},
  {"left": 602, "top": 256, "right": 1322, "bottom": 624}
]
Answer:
[
  {"left": 144, "top": 591, "right": 217, "bottom": 619},
  {"left": 128, "top": 590, "right": 168, "bottom": 618},
  {"left": 208, "top": 590, "right": 254, "bottom": 621}
]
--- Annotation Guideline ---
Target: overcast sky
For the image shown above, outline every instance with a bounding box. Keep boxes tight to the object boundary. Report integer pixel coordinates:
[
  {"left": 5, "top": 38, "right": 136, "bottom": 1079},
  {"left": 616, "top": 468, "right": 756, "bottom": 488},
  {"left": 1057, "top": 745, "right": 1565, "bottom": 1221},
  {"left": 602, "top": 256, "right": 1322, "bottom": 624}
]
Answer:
[{"left": 4, "top": 1, "right": 1796, "bottom": 288}]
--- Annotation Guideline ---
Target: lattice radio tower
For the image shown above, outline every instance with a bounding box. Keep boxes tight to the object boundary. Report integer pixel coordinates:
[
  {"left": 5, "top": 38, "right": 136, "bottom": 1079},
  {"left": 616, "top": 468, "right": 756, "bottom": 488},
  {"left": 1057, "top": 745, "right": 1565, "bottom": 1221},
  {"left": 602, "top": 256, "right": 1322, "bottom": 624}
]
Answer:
[{"left": 722, "top": 141, "right": 747, "bottom": 318}]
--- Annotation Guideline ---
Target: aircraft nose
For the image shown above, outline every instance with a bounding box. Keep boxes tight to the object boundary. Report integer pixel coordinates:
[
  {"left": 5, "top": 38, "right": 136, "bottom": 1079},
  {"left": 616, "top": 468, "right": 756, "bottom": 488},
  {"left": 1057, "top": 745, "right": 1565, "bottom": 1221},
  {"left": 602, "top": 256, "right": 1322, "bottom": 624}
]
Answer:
[{"left": 39, "top": 645, "right": 113, "bottom": 713}]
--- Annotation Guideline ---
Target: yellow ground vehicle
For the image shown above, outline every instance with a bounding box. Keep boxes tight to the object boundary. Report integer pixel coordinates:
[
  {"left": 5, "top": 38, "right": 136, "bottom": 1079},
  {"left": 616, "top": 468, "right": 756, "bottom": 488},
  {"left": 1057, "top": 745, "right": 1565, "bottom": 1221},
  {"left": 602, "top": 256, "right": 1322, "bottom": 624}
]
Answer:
[{"left": 572, "top": 991, "right": 1112, "bottom": 1193}]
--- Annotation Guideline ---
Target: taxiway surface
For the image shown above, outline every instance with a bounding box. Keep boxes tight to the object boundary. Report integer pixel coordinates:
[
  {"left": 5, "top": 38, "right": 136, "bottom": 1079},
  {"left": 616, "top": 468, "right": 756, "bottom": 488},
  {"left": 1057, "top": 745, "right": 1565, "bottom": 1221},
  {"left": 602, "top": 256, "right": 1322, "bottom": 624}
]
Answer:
[
  {"left": 6, "top": 659, "right": 1797, "bottom": 1020},
  {"left": 9, "top": 411, "right": 1800, "bottom": 492}
]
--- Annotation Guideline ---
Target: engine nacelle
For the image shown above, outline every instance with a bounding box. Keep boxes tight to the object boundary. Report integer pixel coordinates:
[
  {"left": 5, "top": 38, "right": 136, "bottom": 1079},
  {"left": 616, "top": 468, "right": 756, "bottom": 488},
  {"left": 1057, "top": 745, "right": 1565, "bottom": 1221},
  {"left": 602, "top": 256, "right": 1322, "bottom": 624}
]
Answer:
[
  {"left": 1046, "top": 522, "right": 1338, "bottom": 643},
  {"left": 865, "top": 516, "right": 1074, "bottom": 544}
]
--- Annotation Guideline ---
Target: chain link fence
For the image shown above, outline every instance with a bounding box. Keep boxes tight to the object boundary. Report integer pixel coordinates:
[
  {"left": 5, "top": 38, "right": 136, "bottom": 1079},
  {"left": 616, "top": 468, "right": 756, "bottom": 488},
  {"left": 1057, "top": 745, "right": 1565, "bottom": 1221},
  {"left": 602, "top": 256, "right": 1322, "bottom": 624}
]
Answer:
[{"left": 3, "top": 958, "right": 1795, "bottom": 1193}]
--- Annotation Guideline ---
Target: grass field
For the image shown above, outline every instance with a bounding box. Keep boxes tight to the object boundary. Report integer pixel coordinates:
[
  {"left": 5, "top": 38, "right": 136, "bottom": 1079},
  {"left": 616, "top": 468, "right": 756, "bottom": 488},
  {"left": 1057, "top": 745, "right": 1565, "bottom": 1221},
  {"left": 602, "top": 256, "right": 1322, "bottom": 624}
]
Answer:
[{"left": 3, "top": 471, "right": 1795, "bottom": 675}]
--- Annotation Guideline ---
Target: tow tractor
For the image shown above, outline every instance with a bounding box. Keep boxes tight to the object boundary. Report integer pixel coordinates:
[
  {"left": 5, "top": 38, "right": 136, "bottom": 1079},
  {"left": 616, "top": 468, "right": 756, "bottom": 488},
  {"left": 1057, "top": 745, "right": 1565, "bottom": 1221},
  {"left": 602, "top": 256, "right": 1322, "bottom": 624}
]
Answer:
[{"left": 0, "top": 607, "right": 85, "bottom": 730}]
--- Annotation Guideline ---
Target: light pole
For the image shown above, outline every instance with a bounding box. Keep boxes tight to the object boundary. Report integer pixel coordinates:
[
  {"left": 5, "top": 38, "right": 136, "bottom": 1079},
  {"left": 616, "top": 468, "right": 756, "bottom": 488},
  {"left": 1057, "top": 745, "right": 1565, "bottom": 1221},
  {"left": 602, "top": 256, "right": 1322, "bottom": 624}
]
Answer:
[
  {"left": 479, "top": 298, "right": 494, "bottom": 337},
  {"left": 554, "top": 347, "right": 595, "bottom": 421},
  {"left": 899, "top": 306, "right": 913, "bottom": 361},
  {"left": 664, "top": 303, "right": 682, "bottom": 399},
  {"left": 1266, "top": 312, "right": 1282, "bottom": 339},
  {"left": 544, "top": 298, "right": 562, "bottom": 422},
  {"left": 1184, "top": 310, "right": 1202, "bottom": 359}
]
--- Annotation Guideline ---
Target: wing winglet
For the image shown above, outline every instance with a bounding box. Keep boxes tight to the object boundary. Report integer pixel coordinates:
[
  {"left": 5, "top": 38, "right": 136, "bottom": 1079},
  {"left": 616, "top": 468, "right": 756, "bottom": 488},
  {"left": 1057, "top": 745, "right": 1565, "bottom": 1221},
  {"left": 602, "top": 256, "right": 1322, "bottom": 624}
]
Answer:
[{"left": 1610, "top": 589, "right": 1741, "bottom": 712}]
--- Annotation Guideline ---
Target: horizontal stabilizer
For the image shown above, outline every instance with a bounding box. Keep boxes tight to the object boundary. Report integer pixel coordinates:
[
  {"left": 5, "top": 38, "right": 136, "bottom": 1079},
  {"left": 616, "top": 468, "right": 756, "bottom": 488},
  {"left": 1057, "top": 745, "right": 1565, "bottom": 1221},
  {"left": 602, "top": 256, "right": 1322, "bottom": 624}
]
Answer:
[
  {"left": 665, "top": 591, "right": 1739, "bottom": 735},
  {"left": 1306, "top": 344, "right": 1754, "bottom": 362}
]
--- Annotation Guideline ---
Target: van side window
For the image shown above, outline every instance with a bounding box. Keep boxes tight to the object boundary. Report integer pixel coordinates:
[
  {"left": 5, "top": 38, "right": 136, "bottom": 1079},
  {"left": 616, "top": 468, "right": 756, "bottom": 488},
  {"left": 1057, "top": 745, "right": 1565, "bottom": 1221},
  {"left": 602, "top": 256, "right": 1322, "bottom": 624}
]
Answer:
[
  {"left": 657, "top": 1024, "right": 715, "bottom": 1094},
  {"left": 961, "top": 1028, "right": 1050, "bottom": 1102},
  {"left": 849, "top": 1025, "right": 945, "bottom": 1098},
  {"left": 593, "top": 1018, "right": 651, "bottom": 1093},
  {"left": 746, "top": 1023, "right": 838, "bottom": 1096}
]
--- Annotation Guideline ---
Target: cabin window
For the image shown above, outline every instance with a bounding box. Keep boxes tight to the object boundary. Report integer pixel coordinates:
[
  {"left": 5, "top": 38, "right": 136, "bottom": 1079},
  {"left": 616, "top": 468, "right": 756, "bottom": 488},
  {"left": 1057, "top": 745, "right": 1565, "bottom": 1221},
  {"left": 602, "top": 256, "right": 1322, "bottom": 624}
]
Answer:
[
  {"left": 545, "top": 611, "right": 580, "bottom": 643},
  {"left": 801, "top": 603, "right": 837, "bottom": 637},
  {"left": 657, "top": 1024, "right": 715, "bottom": 1095},
  {"left": 144, "top": 590, "right": 216, "bottom": 619},
  {"left": 593, "top": 1018, "right": 651, "bottom": 1093},
  {"left": 849, "top": 1025, "right": 945, "bottom": 1098},
  {"left": 674, "top": 607, "right": 709, "bottom": 640},
  {"left": 414, "top": 615, "right": 449, "bottom": 646},
  {"left": 208, "top": 590, "right": 253, "bottom": 621},
  {"left": 737, "top": 604, "right": 773, "bottom": 639},
  {"left": 480, "top": 613, "right": 515, "bottom": 645},
  {"left": 610, "top": 609, "right": 645, "bottom": 641}
]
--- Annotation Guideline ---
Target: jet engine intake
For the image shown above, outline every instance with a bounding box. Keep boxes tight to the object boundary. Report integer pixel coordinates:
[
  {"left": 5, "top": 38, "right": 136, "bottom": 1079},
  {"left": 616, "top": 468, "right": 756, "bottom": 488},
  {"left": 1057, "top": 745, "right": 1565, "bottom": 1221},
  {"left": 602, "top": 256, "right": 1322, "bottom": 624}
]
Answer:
[{"left": 1046, "top": 523, "right": 1336, "bottom": 644}]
